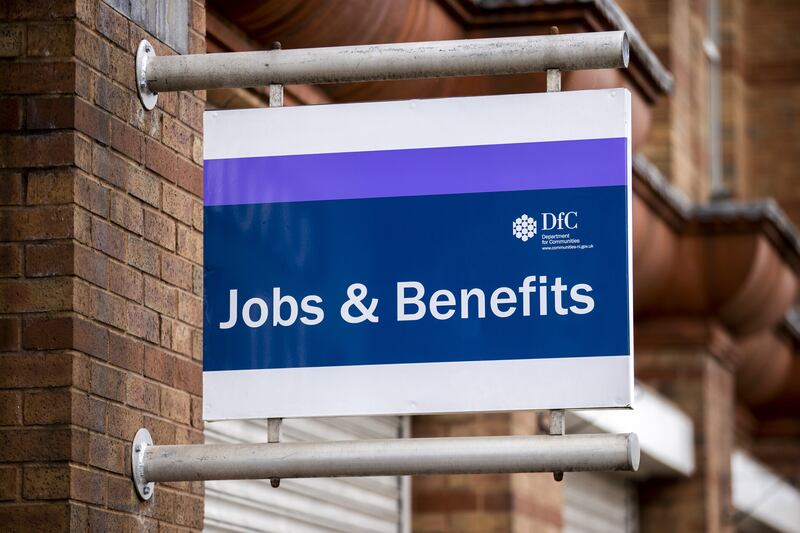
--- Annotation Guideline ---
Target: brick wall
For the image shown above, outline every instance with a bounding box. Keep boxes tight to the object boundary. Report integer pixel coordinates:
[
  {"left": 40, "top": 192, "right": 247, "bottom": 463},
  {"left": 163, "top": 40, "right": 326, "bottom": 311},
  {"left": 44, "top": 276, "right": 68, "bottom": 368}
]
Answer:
[
  {"left": 0, "top": 1, "right": 206, "bottom": 530},
  {"left": 616, "top": 0, "right": 712, "bottom": 202},
  {"left": 412, "top": 412, "right": 563, "bottom": 532},
  {"left": 635, "top": 320, "right": 736, "bottom": 533}
]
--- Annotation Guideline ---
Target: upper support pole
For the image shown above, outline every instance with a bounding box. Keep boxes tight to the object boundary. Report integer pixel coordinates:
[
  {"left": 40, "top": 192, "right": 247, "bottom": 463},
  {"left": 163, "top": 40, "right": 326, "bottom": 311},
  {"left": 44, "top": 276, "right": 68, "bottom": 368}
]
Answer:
[{"left": 135, "top": 31, "right": 629, "bottom": 110}]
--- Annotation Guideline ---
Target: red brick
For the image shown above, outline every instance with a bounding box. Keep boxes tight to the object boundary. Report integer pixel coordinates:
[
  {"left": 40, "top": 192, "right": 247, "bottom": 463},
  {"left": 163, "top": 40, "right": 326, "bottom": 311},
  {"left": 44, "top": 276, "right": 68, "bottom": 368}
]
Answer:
[
  {"left": 89, "top": 286, "right": 127, "bottom": 329},
  {"left": 176, "top": 155, "right": 202, "bottom": 197},
  {"left": 106, "top": 402, "right": 143, "bottom": 441},
  {"left": 88, "top": 432, "right": 125, "bottom": 474},
  {"left": 22, "top": 465, "right": 69, "bottom": 500},
  {"left": 178, "top": 93, "right": 203, "bottom": 132},
  {"left": 23, "top": 388, "right": 71, "bottom": 425},
  {"left": 92, "top": 148, "right": 130, "bottom": 190},
  {"left": 75, "top": 96, "right": 110, "bottom": 144},
  {"left": 96, "top": 1, "right": 128, "bottom": 49},
  {"left": 25, "top": 241, "right": 74, "bottom": 277},
  {"left": 0, "top": 205, "right": 74, "bottom": 240},
  {"left": 25, "top": 95, "right": 73, "bottom": 129},
  {"left": 0, "top": 427, "right": 72, "bottom": 462},
  {"left": 75, "top": 244, "right": 109, "bottom": 287},
  {"left": 107, "top": 474, "right": 139, "bottom": 512},
  {"left": 177, "top": 225, "right": 201, "bottom": 263},
  {"left": 96, "top": 76, "right": 131, "bottom": 121},
  {"left": 190, "top": 396, "right": 203, "bottom": 429},
  {"left": 145, "top": 138, "right": 178, "bottom": 181},
  {"left": 27, "top": 22, "right": 74, "bottom": 57},
  {"left": 75, "top": 26, "right": 109, "bottom": 74},
  {"left": 75, "top": 174, "right": 109, "bottom": 216},
  {"left": 110, "top": 45, "right": 135, "bottom": 90},
  {"left": 0, "top": 131, "right": 74, "bottom": 168},
  {"left": 90, "top": 360, "right": 126, "bottom": 402},
  {"left": 0, "top": 466, "right": 17, "bottom": 500},
  {"left": 26, "top": 168, "right": 74, "bottom": 205},
  {"left": 75, "top": 206, "right": 91, "bottom": 245},
  {"left": 162, "top": 319, "right": 192, "bottom": 357},
  {"left": 0, "top": 24, "right": 23, "bottom": 57},
  {"left": 144, "top": 209, "right": 176, "bottom": 251},
  {"left": 178, "top": 292, "right": 202, "bottom": 328},
  {"left": 157, "top": 90, "right": 178, "bottom": 117},
  {"left": 75, "top": 62, "right": 96, "bottom": 101},
  {"left": 161, "top": 252, "right": 193, "bottom": 291},
  {"left": 0, "top": 172, "right": 22, "bottom": 205},
  {"left": 128, "top": 166, "right": 160, "bottom": 207},
  {"left": 88, "top": 507, "right": 153, "bottom": 532},
  {"left": 92, "top": 217, "right": 126, "bottom": 261},
  {"left": 0, "top": 390, "right": 22, "bottom": 425},
  {"left": 189, "top": 28, "right": 205, "bottom": 55},
  {"left": 126, "top": 374, "right": 160, "bottom": 414},
  {"left": 108, "top": 330, "right": 143, "bottom": 373},
  {"left": 75, "top": 131, "right": 92, "bottom": 173},
  {"left": 0, "top": 504, "right": 70, "bottom": 532},
  {"left": 160, "top": 387, "right": 191, "bottom": 424},
  {"left": 110, "top": 117, "right": 143, "bottom": 162},
  {"left": 126, "top": 235, "right": 159, "bottom": 276},
  {"left": 163, "top": 115, "right": 194, "bottom": 158},
  {"left": 0, "top": 98, "right": 22, "bottom": 130},
  {"left": 71, "top": 391, "right": 106, "bottom": 432},
  {"left": 175, "top": 357, "right": 202, "bottom": 397},
  {"left": 192, "top": 264, "right": 202, "bottom": 296},
  {"left": 0, "top": 243, "right": 21, "bottom": 277},
  {"left": 174, "top": 493, "right": 204, "bottom": 529},
  {"left": 0, "top": 1, "right": 75, "bottom": 20},
  {"left": 144, "top": 346, "right": 174, "bottom": 386},
  {"left": 22, "top": 315, "right": 73, "bottom": 350},
  {"left": 71, "top": 466, "right": 106, "bottom": 506},
  {"left": 0, "top": 353, "right": 72, "bottom": 388},
  {"left": 0, "top": 317, "right": 20, "bottom": 351},
  {"left": 126, "top": 302, "right": 159, "bottom": 343},
  {"left": 109, "top": 191, "right": 143, "bottom": 235},
  {"left": 0, "top": 277, "right": 72, "bottom": 313},
  {"left": 191, "top": 0, "right": 206, "bottom": 33},
  {"left": 0, "top": 62, "right": 75, "bottom": 94},
  {"left": 193, "top": 199, "right": 203, "bottom": 230},
  {"left": 144, "top": 275, "right": 178, "bottom": 317},
  {"left": 108, "top": 260, "right": 143, "bottom": 302},
  {"left": 163, "top": 184, "right": 194, "bottom": 225},
  {"left": 144, "top": 414, "right": 176, "bottom": 445}
]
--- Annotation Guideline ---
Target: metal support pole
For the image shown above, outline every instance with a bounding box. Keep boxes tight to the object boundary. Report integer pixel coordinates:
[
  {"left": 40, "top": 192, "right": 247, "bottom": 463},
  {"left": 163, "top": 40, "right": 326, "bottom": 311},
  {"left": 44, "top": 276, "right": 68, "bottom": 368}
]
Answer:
[
  {"left": 131, "top": 430, "right": 638, "bottom": 493},
  {"left": 267, "top": 417, "right": 282, "bottom": 488},
  {"left": 550, "top": 409, "right": 566, "bottom": 481},
  {"left": 135, "top": 31, "right": 629, "bottom": 110},
  {"left": 266, "top": 45, "right": 284, "bottom": 489}
]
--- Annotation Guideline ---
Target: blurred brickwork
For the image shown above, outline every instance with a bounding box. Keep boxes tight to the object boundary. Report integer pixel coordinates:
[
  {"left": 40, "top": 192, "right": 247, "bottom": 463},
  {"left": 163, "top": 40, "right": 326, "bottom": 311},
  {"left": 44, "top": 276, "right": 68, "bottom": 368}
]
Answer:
[
  {"left": 413, "top": 412, "right": 563, "bottom": 533},
  {"left": 618, "top": 0, "right": 800, "bottom": 217},
  {"left": 0, "top": 1, "right": 206, "bottom": 530}
]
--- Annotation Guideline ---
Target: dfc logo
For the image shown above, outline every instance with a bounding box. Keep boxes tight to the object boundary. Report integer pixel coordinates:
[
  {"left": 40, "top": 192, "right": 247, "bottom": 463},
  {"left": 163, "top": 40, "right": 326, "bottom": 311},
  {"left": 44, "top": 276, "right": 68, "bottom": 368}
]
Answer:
[{"left": 513, "top": 214, "right": 537, "bottom": 242}]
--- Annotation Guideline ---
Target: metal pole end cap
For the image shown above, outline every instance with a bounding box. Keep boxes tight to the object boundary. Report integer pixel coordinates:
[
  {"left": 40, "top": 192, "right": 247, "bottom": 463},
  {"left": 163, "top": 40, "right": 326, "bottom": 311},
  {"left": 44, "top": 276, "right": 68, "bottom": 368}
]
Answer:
[
  {"left": 136, "top": 40, "right": 158, "bottom": 111},
  {"left": 627, "top": 432, "right": 640, "bottom": 472},
  {"left": 132, "top": 428, "right": 154, "bottom": 500},
  {"left": 620, "top": 32, "right": 630, "bottom": 69}
]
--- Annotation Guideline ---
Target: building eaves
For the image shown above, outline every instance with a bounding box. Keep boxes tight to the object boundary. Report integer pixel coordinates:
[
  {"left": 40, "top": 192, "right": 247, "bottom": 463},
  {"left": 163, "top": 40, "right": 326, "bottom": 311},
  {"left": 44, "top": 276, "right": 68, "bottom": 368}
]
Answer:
[{"left": 470, "top": 0, "right": 674, "bottom": 93}]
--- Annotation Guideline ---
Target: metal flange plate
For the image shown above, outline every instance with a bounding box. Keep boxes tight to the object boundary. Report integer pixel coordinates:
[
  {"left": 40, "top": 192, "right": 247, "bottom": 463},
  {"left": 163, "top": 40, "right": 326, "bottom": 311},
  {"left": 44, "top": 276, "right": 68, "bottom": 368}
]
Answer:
[
  {"left": 136, "top": 40, "right": 158, "bottom": 111},
  {"left": 132, "top": 428, "right": 154, "bottom": 500}
]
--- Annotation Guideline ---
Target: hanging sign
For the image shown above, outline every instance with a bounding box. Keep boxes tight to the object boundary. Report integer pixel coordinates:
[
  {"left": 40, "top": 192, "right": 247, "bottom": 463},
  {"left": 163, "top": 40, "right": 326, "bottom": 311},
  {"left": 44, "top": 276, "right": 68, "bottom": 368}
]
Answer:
[{"left": 203, "top": 89, "right": 633, "bottom": 420}]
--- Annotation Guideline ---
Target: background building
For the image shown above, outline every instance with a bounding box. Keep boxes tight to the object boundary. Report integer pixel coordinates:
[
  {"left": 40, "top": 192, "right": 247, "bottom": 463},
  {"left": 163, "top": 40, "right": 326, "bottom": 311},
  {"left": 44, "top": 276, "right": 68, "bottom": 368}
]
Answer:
[{"left": 1, "top": 0, "right": 799, "bottom": 531}]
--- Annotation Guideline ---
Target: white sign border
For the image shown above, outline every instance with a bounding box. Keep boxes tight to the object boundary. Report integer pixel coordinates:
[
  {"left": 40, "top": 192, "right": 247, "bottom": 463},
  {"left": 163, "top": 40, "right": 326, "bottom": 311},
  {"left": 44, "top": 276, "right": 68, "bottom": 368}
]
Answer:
[{"left": 203, "top": 89, "right": 634, "bottom": 421}]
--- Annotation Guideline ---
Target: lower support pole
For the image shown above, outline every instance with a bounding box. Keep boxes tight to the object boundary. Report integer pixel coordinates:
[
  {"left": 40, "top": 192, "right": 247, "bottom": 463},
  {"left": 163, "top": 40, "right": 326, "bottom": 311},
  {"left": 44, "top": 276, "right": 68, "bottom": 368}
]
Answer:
[{"left": 132, "top": 430, "right": 638, "bottom": 499}]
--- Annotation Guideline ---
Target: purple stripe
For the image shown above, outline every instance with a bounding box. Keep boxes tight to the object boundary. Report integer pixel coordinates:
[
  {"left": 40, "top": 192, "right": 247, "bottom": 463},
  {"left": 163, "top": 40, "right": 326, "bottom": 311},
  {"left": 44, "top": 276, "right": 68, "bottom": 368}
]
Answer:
[{"left": 204, "top": 137, "right": 627, "bottom": 206}]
